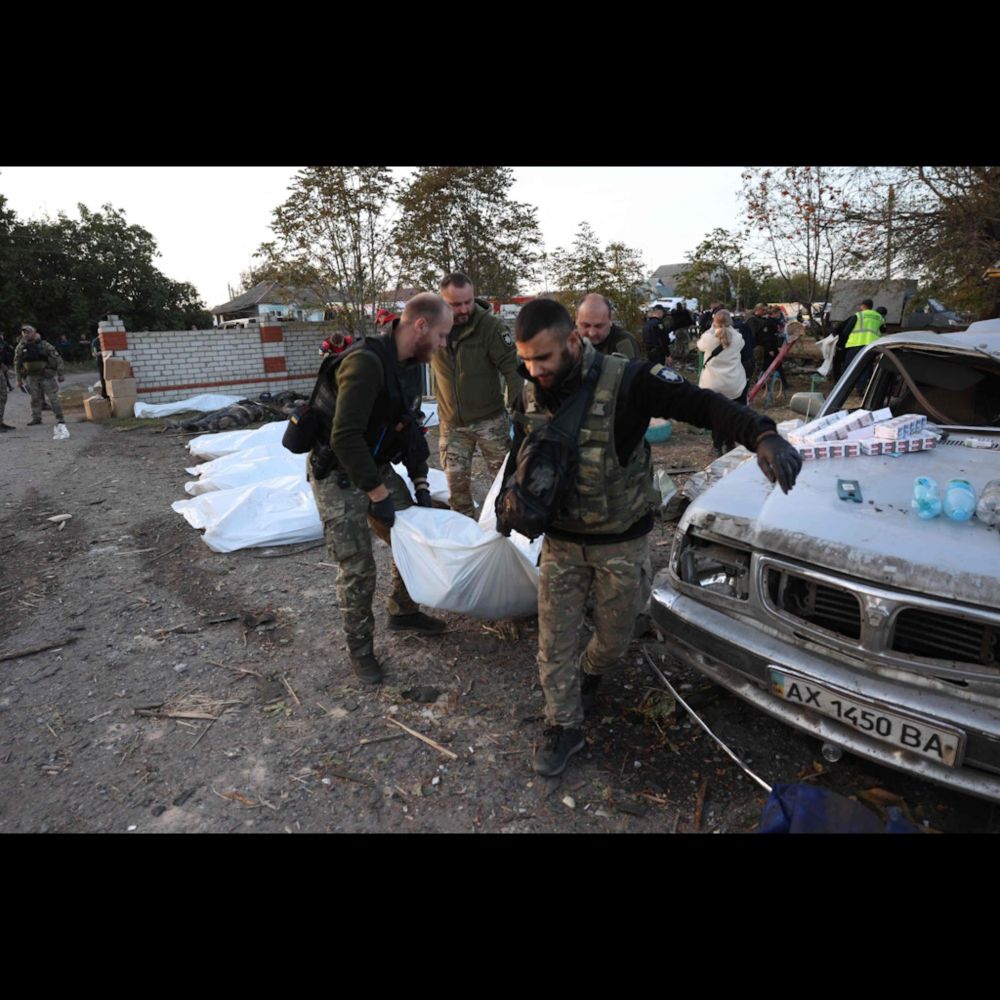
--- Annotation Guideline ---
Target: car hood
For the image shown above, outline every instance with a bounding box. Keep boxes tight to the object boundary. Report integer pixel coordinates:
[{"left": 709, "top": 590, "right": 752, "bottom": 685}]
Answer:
[{"left": 681, "top": 445, "right": 1000, "bottom": 606}]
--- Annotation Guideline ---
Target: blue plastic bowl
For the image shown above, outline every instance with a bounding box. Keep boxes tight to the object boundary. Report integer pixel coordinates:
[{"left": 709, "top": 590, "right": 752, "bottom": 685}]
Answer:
[{"left": 645, "top": 420, "right": 673, "bottom": 443}]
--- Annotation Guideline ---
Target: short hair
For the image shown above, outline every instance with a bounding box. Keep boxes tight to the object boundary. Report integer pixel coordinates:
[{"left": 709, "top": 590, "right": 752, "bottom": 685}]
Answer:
[
  {"left": 514, "top": 298, "right": 573, "bottom": 343},
  {"left": 861, "top": 298, "right": 874, "bottom": 310},
  {"left": 439, "top": 272, "right": 473, "bottom": 291},
  {"left": 876, "top": 306, "right": 888, "bottom": 317},
  {"left": 577, "top": 293, "right": 613, "bottom": 318},
  {"left": 20, "top": 323, "right": 36, "bottom": 334},
  {"left": 403, "top": 292, "right": 450, "bottom": 326}
]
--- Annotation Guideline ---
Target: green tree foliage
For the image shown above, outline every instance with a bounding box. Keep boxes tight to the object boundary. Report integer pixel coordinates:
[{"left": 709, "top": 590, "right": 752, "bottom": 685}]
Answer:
[
  {"left": 256, "top": 166, "right": 398, "bottom": 336},
  {"left": 674, "top": 227, "right": 774, "bottom": 311},
  {"left": 393, "top": 167, "right": 542, "bottom": 297},
  {"left": 0, "top": 197, "right": 211, "bottom": 336},
  {"left": 845, "top": 167, "right": 1000, "bottom": 319},
  {"left": 548, "top": 222, "right": 647, "bottom": 331}
]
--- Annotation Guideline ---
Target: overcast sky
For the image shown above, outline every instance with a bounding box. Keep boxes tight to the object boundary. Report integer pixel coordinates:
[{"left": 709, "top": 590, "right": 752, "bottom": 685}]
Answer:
[{"left": 0, "top": 166, "right": 747, "bottom": 309}]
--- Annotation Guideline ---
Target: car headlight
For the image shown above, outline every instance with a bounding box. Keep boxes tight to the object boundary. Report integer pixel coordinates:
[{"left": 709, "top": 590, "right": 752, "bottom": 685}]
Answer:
[{"left": 673, "top": 531, "right": 751, "bottom": 600}]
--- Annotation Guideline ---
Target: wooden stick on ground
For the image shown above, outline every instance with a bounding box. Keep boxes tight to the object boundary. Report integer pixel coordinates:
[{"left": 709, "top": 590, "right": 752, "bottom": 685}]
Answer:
[
  {"left": 385, "top": 716, "right": 458, "bottom": 760},
  {"left": 281, "top": 673, "right": 301, "bottom": 707},
  {"left": 0, "top": 637, "right": 78, "bottom": 663}
]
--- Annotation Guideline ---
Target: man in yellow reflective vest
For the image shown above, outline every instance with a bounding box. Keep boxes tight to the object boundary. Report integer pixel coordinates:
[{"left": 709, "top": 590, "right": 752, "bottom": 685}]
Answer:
[{"left": 842, "top": 298, "right": 885, "bottom": 389}]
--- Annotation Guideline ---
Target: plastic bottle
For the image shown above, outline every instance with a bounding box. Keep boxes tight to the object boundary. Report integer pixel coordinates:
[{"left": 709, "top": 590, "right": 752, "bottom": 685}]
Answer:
[
  {"left": 976, "top": 479, "right": 1000, "bottom": 527},
  {"left": 912, "top": 476, "right": 942, "bottom": 519},
  {"left": 942, "top": 479, "right": 977, "bottom": 521}
]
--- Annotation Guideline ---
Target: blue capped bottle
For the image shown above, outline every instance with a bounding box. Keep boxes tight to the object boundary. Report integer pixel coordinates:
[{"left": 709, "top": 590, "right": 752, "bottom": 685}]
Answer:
[
  {"left": 911, "top": 476, "right": 942, "bottom": 519},
  {"left": 943, "top": 479, "right": 977, "bottom": 522}
]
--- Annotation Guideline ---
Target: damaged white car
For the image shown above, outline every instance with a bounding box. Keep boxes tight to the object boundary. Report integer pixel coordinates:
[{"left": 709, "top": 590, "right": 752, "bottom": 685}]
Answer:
[{"left": 651, "top": 325, "right": 1000, "bottom": 802}]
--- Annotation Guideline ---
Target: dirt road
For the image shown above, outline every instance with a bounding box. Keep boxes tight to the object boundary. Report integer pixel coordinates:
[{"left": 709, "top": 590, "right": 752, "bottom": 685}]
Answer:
[{"left": 1, "top": 367, "right": 996, "bottom": 833}]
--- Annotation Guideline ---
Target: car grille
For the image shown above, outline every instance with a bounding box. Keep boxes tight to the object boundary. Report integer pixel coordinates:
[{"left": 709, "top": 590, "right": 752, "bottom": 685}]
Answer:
[
  {"left": 892, "top": 608, "right": 999, "bottom": 670},
  {"left": 765, "top": 569, "right": 862, "bottom": 640}
]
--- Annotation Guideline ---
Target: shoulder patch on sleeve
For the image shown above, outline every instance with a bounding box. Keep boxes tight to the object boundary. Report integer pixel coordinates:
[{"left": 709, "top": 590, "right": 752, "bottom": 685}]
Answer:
[
  {"left": 501, "top": 330, "right": 513, "bottom": 347},
  {"left": 651, "top": 364, "right": 685, "bottom": 384}
]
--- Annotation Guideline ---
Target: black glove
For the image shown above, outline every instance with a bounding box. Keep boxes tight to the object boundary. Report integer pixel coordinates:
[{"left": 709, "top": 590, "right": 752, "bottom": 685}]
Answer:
[
  {"left": 370, "top": 495, "right": 396, "bottom": 527},
  {"left": 756, "top": 433, "right": 802, "bottom": 494},
  {"left": 412, "top": 478, "right": 433, "bottom": 508}
]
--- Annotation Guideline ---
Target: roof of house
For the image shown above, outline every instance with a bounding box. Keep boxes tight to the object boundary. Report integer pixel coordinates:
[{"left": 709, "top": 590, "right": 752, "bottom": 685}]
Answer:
[{"left": 210, "top": 280, "right": 343, "bottom": 315}]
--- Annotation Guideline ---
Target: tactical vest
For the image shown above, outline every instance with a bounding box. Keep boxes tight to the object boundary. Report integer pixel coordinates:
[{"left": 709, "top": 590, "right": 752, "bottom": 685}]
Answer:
[
  {"left": 311, "top": 334, "right": 421, "bottom": 463},
  {"left": 22, "top": 341, "right": 49, "bottom": 374},
  {"left": 521, "top": 341, "right": 657, "bottom": 534},
  {"left": 845, "top": 309, "right": 883, "bottom": 349}
]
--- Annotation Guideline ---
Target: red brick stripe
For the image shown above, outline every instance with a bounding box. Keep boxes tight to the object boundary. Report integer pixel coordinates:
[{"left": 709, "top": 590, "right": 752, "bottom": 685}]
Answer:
[
  {"left": 263, "top": 356, "right": 287, "bottom": 373},
  {"left": 259, "top": 326, "right": 284, "bottom": 343},
  {"left": 100, "top": 332, "right": 128, "bottom": 351},
  {"left": 136, "top": 373, "right": 319, "bottom": 394}
]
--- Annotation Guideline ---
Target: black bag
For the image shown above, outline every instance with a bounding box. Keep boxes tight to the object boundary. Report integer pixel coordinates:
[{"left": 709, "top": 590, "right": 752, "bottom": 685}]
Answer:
[
  {"left": 282, "top": 353, "right": 338, "bottom": 455},
  {"left": 496, "top": 353, "right": 603, "bottom": 540}
]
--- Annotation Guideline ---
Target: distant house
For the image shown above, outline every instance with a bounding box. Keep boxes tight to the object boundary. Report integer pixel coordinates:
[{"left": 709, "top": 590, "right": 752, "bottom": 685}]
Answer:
[
  {"left": 210, "top": 281, "right": 343, "bottom": 328},
  {"left": 647, "top": 264, "right": 688, "bottom": 298}
]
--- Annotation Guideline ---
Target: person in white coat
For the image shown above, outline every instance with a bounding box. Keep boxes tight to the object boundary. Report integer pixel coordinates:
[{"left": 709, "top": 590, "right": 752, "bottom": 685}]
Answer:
[{"left": 697, "top": 309, "right": 748, "bottom": 454}]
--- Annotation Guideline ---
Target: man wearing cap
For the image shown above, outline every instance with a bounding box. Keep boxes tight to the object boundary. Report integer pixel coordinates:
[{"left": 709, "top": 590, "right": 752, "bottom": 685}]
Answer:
[
  {"left": 431, "top": 272, "right": 523, "bottom": 518},
  {"left": 641, "top": 305, "right": 671, "bottom": 366},
  {"left": 575, "top": 294, "right": 642, "bottom": 359},
  {"left": 14, "top": 325, "right": 65, "bottom": 426}
]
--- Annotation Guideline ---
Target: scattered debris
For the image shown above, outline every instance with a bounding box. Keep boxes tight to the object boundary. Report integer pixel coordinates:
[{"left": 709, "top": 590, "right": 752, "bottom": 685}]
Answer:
[
  {"left": 562, "top": 795, "right": 576, "bottom": 809},
  {"left": 401, "top": 686, "right": 442, "bottom": 703}
]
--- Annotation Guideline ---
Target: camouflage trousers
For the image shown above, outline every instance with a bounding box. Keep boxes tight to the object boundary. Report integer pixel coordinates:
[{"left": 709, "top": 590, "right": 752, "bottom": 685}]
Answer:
[
  {"left": 310, "top": 463, "right": 418, "bottom": 659},
  {"left": 537, "top": 533, "right": 652, "bottom": 728},
  {"left": 26, "top": 375, "right": 64, "bottom": 421},
  {"left": 438, "top": 412, "right": 511, "bottom": 518}
]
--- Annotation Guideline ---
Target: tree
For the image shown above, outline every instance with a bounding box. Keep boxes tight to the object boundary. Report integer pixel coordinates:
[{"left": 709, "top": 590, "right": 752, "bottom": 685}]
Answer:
[
  {"left": 255, "top": 167, "right": 398, "bottom": 335},
  {"left": 0, "top": 198, "right": 211, "bottom": 336},
  {"left": 844, "top": 166, "right": 1000, "bottom": 319},
  {"left": 393, "top": 167, "right": 542, "bottom": 297},
  {"left": 548, "top": 222, "right": 647, "bottom": 331},
  {"left": 741, "top": 167, "right": 877, "bottom": 322},
  {"left": 674, "top": 227, "right": 773, "bottom": 311}
]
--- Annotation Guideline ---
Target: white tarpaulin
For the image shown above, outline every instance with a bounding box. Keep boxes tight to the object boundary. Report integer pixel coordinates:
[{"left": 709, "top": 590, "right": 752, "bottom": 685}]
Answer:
[
  {"left": 184, "top": 446, "right": 307, "bottom": 496},
  {"left": 391, "top": 507, "right": 539, "bottom": 619},
  {"left": 175, "top": 424, "right": 539, "bottom": 618},
  {"left": 187, "top": 420, "right": 291, "bottom": 460},
  {"left": 134, "top": 393, "right": 244, "bottom": 418}
]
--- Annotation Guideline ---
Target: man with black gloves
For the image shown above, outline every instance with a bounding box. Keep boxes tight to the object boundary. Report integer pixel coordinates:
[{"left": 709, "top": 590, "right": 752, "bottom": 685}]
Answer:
[
  {"left": 500, "top": 298, "right": 801, "bottom": 777},
  {"left": 308, "top": 293, "right": 454, "bottom": 685}
]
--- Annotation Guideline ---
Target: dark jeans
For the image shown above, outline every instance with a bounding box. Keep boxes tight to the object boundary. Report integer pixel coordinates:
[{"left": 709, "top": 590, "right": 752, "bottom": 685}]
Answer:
[{"left": 713, "top": 384, "right": 749, "bottom": 453}]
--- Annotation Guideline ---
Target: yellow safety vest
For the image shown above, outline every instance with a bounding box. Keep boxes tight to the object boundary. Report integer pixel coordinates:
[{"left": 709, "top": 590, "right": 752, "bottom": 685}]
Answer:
[{"left": 845, "top": 309, "right": 883, "bottom": 349}]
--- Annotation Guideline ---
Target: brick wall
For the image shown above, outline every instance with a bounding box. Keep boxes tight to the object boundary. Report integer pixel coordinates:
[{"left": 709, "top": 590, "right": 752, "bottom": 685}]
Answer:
[
  {"left": 96, "top": 318, "right": 434, "bottom": 404},
  {"left": 97, "top": 319, "right": 339, "bottom": 404}
]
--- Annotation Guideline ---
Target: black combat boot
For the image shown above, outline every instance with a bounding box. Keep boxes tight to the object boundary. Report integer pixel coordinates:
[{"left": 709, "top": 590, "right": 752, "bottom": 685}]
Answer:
[
  {"left": 387, "top": 612, "right": 446, "bottom": 633},
  {"left": 532, "top": 726, "right": 585, "bottom": 776},
  {"left": 27, "top": 418, "right": 41, "bottom": 426},
  {"left": 349, "top": 653, "right": 383, "bottom": 685}
]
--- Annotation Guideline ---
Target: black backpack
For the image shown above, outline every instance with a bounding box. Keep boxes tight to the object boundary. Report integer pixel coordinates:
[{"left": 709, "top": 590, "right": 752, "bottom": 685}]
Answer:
[{"left": 496, "top": 353, "right": 603, "bottom": 540}]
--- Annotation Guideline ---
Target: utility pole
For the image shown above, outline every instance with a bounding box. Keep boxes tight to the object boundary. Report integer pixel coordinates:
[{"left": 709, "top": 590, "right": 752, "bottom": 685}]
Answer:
[{"left": 885, "top": 183, "right": 895, "bottom": 280}]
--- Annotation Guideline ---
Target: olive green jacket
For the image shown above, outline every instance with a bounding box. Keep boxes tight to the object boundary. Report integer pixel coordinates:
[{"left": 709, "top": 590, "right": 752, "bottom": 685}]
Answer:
[
  {"left": 431, "top": 304, "right": 523, "bottom": 426},
  {"left": 595, "top": 324, "right": 642, "bottom": 360}
]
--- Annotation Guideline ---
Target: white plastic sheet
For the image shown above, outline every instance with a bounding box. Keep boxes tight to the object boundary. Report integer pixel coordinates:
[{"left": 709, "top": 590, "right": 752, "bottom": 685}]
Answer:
[
  {"left": 391, "top": 507, "right": 539, "bottom": 619},
  {"left": 187, "top": 420, "right": 291, "bottom": 460},
  {"left": 134, "top": 393, "right": 244, "bottom": 418},
  {"left": 172, "top": 476, "right": 322, "bottom": 553},
  {"left": 184, "top": 446, "right": 306, "bottom": 496}
]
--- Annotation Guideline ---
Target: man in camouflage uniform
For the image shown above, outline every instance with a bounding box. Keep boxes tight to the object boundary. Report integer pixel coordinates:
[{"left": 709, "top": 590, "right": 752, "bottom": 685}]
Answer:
[
  {"left": 14, "top": 325, "right": 65, "bottom": 425},
  {"left": 309, "top": 293, "right": 454, "bottom": 684},
  {"left": 0, "top": 335, "right": 16, "bottom": 432},
  {"left": 431, "top": 273, "right": 523, "bottom": 518},
  {"left": 574, "top": 293, "right": 643, "bottom": 359},
  {"left": 504, "top": 299, "right": 802, "bottom": 776}
]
